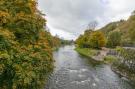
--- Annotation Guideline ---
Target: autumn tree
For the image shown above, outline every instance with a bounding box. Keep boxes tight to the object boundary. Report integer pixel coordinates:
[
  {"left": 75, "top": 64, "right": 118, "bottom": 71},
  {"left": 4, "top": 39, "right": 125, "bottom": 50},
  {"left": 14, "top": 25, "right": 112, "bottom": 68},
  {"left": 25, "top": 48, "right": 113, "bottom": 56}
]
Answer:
[
  {"left": 76, "top": 35, "right": 86, "bottom": 48},
  {"left": 76, "top": 30, "right": 106, "bottom": 49},
  {"left": 89, "top": 31, "right": 106, "bottom": 49},
  {"left": 0, "top": 0, "right": 46, "bottom": 44},
  {"left": 0, "top": 0, "right": 54, "bottom": 89},
  {"left": 52, "top": 35, "right": 61, "bottom": 47},
  {"left": 76, "top": 30, "right": 93, "bottom": 48},
  {"left": 107, "top": 30, "right": 121, "bottom": 48}
]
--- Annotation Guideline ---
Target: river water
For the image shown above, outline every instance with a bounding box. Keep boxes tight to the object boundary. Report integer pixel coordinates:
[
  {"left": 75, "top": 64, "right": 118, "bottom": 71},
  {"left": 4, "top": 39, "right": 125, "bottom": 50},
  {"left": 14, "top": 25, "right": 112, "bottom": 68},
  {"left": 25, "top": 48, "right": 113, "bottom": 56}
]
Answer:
[{"left": 45, "top": 45, "right": 134, "bottom": 89}]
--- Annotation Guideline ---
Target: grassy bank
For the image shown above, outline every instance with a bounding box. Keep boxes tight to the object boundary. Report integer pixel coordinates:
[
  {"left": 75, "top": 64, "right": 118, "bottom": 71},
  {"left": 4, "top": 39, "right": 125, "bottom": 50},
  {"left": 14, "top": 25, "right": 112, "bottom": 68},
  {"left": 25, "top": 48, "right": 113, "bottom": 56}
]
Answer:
[
  {"left": 75, "top": 47, "right": 118, "bottom": 63},
  {"left": 75, "top": 47, "right": 103, "bottom": 65},
  {"left": 103, "top": 55, "right": 118, "bottom": 64},
  {"left": 75, "top": 47, "right": 99, "bottom": 58},
  {"left": 75, "top": 47, "right": 135, "bottom": 85}
]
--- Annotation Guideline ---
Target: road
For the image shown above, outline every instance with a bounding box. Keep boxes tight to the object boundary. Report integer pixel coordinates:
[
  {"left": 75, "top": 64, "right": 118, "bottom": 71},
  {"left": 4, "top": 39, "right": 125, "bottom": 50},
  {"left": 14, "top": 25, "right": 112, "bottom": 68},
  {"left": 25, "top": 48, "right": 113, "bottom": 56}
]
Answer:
[{"left": 45, "top": 45, "right": 134, "bottom": 89}]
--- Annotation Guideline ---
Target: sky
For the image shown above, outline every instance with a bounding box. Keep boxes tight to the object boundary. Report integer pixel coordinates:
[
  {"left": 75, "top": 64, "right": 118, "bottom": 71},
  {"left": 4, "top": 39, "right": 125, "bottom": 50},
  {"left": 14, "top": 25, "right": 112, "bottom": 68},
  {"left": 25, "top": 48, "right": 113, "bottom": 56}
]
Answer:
[{"left": 38, "top": 0, "right": 135, "bottom": 40}]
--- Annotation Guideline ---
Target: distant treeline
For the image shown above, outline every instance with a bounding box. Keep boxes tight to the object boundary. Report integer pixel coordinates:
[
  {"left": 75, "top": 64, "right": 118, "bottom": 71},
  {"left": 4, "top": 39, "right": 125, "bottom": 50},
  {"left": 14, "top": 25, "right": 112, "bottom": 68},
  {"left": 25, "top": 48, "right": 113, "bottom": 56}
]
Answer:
[
  {"left": 76, "top": 10, "right": 135, "bottom": 49},
  {"left": 45, "top": 32, "right": 74, "bottom": 48}
]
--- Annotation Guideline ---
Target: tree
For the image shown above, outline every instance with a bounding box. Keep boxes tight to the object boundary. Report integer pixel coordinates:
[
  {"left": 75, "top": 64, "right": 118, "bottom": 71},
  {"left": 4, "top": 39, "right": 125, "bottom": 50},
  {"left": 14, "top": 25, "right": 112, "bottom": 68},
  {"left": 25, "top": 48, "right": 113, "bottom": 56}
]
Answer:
[
  {"left": 87, "top": 21, "right": 98, "bottom": 30},
  {"left": 76, "top": 35, "right": 85, "bottom": 48},
  {"left": 129, "top": 28, "right": 135, "bottom": 42},
  {"left": 107, "top": 30, "right": 121, "bottom": 48},
  {"left": 0, "top": 0, "right": 46, "bottom": 44},
  {"left": 52, "top": 35, "right": 61, "bottom": 47},
  {"left": 0, "top": 0, "right": 54, "bottom": 89},
  {"left": 76, "top": 31, "right": 106, "bottom": 49},
  {"left": 89, "top": 31, "right": 106, "bottom": 49}
]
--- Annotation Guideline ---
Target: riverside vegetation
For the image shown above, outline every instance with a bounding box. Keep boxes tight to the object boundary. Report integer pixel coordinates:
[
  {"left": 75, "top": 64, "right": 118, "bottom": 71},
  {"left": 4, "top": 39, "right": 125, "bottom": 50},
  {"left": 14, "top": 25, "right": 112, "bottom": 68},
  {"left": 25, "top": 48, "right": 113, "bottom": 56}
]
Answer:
[
  {"left": 0, "top": 0, "right": 68, "bottom": 89},
  {"left": 75, "top": 11, "right": 135, "bottom": 83},
  {"left": 0, "top": 0, "right": 135, "bottom": 88}
]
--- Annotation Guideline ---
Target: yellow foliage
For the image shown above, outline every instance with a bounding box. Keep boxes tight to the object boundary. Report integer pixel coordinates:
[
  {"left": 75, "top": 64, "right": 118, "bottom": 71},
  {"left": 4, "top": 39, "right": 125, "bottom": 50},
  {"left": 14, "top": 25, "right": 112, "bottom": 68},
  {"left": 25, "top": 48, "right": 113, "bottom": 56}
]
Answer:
[
  {"left": 0, "top": 0, "right": 54, "bottom": 89},
  {"left": 0, "top": 29, "right": 15, "bottom": 39},
  {"left": 76, "top": 30, "right": 106, "bottom": 49},
  {"left": 0, "top": 11, "right": 10, "bottom": 25}
]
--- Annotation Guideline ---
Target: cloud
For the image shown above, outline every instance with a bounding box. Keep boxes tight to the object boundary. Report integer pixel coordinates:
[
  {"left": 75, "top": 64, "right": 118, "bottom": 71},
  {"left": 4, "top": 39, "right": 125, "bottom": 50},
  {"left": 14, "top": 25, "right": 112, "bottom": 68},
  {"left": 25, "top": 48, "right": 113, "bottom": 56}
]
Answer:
[
  {"left": 38, "top": 0, "right": 135, "bottom": 40},
  {"left": 47, "top": 23, "right": 76, "bottom": 40}
]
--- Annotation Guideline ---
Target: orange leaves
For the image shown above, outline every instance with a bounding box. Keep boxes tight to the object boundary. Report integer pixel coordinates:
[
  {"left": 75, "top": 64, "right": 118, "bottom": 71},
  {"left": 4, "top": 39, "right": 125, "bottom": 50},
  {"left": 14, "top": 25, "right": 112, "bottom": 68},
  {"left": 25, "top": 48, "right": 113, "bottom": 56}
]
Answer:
[
  {"left": 76, "top": 30, "right": 106, "bottom": 49},
  {"left": 0, "top": 0, "right": 54, "bottom": 88},
  {"left": 0, "top": 11, "right": 11, "bottom": 26},
  {"left": 90, "top": 31, "right": 106, "bottom": 47},
  {"left": 28, "top": 0, "right": 37, "bottom": 13}
]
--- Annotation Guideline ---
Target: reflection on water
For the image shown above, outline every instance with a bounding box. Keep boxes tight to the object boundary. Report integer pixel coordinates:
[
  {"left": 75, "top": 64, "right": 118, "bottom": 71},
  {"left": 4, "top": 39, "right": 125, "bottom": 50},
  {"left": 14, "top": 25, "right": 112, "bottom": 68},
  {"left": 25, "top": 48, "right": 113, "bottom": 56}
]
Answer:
[{"left": 45, "top": 45, "right": 134, "bottom": 89}]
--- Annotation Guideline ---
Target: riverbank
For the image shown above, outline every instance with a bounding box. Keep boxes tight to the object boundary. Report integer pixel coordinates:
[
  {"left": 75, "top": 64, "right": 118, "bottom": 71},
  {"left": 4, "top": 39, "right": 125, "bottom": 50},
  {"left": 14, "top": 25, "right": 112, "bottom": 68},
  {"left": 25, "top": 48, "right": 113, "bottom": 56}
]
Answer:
[
  {"left": 75, "top": 47, "right": 112, "bottom": 62},
  {"left": 75, "top": 48, "right": 99, "bottom": 58},
  {"left": 75, "top": 47, "right": 135, "bottom": 86},
  {"left": 111, "top": 64, "right": 135, "bottom": 85}
]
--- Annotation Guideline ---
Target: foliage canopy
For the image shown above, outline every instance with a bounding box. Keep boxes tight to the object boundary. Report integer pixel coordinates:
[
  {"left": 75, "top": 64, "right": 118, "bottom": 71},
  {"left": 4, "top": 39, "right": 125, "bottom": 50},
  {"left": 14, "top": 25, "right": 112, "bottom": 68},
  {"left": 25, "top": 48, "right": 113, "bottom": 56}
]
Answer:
[{"left": 0, "top": 0, "right": 55, "bottom": 89}]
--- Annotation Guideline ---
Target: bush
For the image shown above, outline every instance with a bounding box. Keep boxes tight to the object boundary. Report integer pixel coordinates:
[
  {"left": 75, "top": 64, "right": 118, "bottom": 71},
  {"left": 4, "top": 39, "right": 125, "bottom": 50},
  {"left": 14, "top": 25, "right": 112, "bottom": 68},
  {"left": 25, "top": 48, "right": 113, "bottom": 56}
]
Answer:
[
  {"left": 0, "top": 29, "right": 54, "bottom": 89},
  {"left": 107, "top": 30, "right": 121, "bottom": 48},
  {"left": 115, "top": 47, "right": 135, "bottom": 73},
  {"left": 104, "top": 55, "right": 117, "bottom": 64},
  {"left": 0, "top": 0, "right": 54, "bottom": 89}
]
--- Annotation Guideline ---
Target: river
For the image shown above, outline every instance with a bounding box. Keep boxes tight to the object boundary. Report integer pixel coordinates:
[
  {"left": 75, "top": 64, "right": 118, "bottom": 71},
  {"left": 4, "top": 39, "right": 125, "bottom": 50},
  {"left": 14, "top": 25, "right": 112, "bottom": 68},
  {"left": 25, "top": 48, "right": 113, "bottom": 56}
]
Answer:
[{"left": 45, "top": 45, "right": 134, "bottom": 89}]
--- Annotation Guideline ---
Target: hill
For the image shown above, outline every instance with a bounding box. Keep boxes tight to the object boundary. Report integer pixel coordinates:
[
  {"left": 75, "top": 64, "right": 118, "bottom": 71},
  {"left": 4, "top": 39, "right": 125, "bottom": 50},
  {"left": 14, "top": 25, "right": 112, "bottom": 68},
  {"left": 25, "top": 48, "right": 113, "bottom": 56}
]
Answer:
[{"left": 99, "top": 11, "right": 135, "bottom": 46}]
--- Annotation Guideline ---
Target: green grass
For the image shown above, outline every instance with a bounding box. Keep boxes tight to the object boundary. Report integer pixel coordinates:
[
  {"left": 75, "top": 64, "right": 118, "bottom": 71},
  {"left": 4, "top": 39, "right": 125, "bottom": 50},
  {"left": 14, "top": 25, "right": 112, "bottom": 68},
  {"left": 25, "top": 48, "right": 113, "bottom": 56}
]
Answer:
[
  {"left": 75, "top": 47, "right": 99, "bottom": 58},
  {"left": 104, "top": 55, "right": 118, "bottom": 64}
]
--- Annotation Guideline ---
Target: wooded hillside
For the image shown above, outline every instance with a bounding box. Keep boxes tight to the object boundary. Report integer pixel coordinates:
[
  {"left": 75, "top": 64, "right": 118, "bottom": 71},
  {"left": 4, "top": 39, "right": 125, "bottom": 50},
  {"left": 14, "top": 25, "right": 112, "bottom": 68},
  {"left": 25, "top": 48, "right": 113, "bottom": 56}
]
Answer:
[{"left": 99, "top": 11, "right": 135, "bottom": 46}]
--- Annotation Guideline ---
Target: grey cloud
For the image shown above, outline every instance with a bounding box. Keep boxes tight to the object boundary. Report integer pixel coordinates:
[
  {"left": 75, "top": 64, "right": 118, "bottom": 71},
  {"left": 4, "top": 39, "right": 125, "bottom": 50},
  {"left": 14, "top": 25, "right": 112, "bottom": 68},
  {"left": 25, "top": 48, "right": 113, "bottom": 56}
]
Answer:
[{"left": 38, "top": 0, "right": 135, "bottom": 40}]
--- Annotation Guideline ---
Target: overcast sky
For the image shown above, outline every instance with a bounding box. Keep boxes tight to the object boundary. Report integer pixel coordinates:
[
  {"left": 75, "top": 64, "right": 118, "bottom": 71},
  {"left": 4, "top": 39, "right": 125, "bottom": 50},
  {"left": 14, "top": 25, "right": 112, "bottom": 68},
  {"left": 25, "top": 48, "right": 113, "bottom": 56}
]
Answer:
[{"left": 38, "top": 0, "right": 135, "bottom": 40}]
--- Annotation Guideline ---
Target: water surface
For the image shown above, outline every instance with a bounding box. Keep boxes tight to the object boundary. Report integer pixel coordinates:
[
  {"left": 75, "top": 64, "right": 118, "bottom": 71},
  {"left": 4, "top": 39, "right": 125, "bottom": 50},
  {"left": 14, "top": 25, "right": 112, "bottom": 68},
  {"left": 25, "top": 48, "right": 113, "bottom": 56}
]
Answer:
[{"left": 45, "top": 45, "right": 134, "bottom": 89}]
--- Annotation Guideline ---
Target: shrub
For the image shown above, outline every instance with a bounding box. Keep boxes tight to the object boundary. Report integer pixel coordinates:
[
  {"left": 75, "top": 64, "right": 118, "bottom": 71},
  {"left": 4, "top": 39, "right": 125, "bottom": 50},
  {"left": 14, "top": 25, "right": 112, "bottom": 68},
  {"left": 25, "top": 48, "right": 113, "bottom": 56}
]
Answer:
[
  {"left": 0, "top": 0, "right": 54, "bottom": 89},
  {"left": 104, "top": 55, "right": 117, "bottom": 64},
  {"left": 106, "top": 30, "right": 121, "bottom": 48}
]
